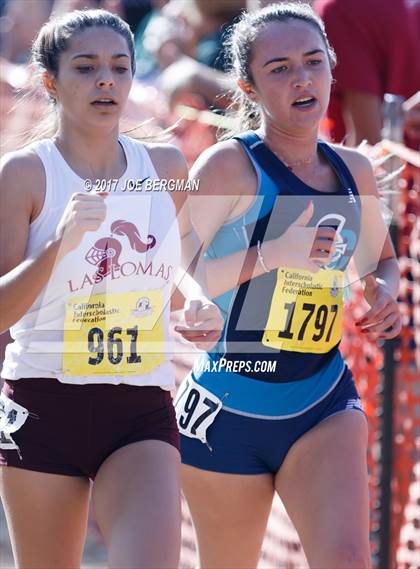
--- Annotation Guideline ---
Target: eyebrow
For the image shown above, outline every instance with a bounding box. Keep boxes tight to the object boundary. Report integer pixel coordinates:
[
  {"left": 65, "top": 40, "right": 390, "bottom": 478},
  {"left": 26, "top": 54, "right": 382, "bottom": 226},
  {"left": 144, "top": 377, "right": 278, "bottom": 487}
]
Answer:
[
  {"left": 71, "top": 53, "right": 130, "bottom": 61},
  {"left": 263, "top": 49, "right": 325, "bottom": 67}
]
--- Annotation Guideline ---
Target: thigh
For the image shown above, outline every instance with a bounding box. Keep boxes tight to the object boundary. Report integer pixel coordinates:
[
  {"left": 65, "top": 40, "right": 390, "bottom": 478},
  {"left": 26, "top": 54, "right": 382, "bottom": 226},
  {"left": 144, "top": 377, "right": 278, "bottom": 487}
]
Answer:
[
  {"left": 92, "top": 439, "right": 181, "bottom": 569},
  {"left": 275, "top": 411, "right": 370, "bottom": 569},
  {"left": 182, "top": 464, "right": 274, "bottom": 569},
  {"left": 0, "top": 466, "right": 90, "bottom": 569}
]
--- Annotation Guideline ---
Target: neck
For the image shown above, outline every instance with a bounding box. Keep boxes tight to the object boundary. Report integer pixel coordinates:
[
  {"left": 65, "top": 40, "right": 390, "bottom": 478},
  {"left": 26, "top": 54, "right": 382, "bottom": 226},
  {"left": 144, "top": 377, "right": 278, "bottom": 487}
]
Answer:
[
  {"left": 257, "top": 120, "right": 319, "bottom": 166},
  {"left": 54, "top": 121, "right": 125, "bottom": 180}
]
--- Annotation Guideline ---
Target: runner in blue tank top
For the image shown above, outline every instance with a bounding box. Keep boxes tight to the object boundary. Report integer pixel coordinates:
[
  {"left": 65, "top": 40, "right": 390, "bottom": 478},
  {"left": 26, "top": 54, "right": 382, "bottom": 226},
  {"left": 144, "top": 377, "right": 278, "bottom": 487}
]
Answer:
[{"left": 176, "top": 4, "right": 401, "bottom": 568}]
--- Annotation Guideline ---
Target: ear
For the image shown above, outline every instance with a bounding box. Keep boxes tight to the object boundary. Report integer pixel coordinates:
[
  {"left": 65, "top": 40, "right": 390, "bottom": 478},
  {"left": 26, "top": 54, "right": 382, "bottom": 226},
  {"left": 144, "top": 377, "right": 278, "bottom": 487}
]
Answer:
[
  {"left": 42, "top": 72, "right": 58, "bottom": 102},
  {"left": 237, "top": 78, "right": 259, "bottom": 103}
]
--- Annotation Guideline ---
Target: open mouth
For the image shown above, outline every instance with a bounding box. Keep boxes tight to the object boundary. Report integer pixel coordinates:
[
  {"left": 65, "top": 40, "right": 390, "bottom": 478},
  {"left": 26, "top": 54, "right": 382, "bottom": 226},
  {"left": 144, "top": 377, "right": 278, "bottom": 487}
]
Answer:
[
  {"left": 292, "top": 96, "right": 317, "bottom": 108},
  {"left": 91, "top": 98, "right": 117, "bottom": 108}
]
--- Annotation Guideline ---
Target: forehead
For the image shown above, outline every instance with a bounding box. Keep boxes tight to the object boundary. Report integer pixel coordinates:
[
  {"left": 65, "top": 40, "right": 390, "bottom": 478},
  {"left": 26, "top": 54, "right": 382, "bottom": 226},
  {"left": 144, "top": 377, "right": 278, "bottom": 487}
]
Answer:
[
  {"left": 250, "top": 19, "right": 325, "bottom": 63},
  {"left": 63, "top": 26, "right": 130, "bottom": 58}
]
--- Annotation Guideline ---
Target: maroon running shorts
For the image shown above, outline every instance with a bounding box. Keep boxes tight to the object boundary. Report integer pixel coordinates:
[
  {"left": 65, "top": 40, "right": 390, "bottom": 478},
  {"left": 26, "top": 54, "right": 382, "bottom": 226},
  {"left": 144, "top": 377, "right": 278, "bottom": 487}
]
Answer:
[{"left": 0, "top": 378, "right": 179, "bottom": 478}]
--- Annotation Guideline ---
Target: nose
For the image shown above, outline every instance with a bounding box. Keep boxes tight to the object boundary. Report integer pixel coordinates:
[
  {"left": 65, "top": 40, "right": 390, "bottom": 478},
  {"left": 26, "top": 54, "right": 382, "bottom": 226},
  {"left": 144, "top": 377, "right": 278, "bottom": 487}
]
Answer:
[
  {"left": 96, "top": 67, "right": 115, "bottom": 89},
  {"left": 292, "top": 67, "right": 312, "bottom": 89}
]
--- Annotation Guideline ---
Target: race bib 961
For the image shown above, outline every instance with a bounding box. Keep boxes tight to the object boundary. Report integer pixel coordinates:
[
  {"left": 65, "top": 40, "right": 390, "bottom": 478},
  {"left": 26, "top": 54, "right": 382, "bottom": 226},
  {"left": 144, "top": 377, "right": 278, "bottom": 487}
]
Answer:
[{"left": 63, "top": 290, "right": 165, "bottom": 376}]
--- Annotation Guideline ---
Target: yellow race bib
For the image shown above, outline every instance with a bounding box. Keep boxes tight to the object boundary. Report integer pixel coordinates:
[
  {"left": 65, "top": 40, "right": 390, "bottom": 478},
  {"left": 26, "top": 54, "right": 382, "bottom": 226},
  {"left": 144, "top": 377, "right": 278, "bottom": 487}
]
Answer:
[
  {"left": 63, "top": 290, "right": 165, "bottom": 376},
  {"left": 262, "top": 268, "right": 343, "bottom": 354}
]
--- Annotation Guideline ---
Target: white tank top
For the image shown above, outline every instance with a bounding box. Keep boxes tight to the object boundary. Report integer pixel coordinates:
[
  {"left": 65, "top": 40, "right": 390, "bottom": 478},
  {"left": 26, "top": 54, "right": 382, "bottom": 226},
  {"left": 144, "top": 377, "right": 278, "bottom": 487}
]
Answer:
[{"left": 2, "top": 135, "right": 181, "bottom": 388}]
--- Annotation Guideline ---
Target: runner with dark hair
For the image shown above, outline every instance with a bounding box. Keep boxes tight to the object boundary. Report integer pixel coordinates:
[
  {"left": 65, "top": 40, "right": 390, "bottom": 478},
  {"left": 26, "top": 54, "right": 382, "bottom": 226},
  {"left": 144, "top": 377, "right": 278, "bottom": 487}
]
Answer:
[
  {"left": 0, "top": 9, "right": 222, "bottom": 569},
  {"left": 177, "top": 4, "right": 401, "bottom": 568}
]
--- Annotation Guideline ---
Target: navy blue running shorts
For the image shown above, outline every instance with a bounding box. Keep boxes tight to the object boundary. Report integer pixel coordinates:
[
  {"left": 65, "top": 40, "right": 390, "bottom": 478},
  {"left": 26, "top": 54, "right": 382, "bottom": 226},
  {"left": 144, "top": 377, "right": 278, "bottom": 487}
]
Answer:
[{"left": 180, "top": 367, "right": 366, "bottom": 475}]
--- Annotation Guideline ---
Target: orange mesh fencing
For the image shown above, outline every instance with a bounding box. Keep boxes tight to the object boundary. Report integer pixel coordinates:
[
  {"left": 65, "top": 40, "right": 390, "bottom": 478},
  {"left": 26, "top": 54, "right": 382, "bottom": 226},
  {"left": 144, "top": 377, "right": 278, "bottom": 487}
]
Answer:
[{"left": 393, "top": 163, "right": 419, "bottom": 569}]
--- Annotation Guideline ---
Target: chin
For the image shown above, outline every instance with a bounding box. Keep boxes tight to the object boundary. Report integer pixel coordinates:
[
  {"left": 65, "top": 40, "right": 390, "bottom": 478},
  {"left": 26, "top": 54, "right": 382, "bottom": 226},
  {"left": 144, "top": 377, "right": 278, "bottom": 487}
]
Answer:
[
  {"left": 81, "top": 116, "right": 120, "bottom": 133},
  {"left": 292, "top": 113, "right": 323, "bottom": 131}
]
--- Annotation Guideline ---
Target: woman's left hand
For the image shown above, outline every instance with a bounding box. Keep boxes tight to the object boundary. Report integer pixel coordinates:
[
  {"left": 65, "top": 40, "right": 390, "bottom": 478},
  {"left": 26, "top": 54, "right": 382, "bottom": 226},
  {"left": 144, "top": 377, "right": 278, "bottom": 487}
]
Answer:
[
  {"left": 175, "top": 298, "right": 224, "bottom": 350},
  {"left": 355, "top": 275, "right": 401, "bottom": 340}
]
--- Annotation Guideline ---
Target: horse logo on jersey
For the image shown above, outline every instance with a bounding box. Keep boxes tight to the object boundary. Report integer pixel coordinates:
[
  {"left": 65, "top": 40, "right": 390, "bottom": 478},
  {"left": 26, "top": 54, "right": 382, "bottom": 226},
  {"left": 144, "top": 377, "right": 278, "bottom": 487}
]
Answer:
[{"left": 85, "top": 220, "right": 156, "bottom": 279}]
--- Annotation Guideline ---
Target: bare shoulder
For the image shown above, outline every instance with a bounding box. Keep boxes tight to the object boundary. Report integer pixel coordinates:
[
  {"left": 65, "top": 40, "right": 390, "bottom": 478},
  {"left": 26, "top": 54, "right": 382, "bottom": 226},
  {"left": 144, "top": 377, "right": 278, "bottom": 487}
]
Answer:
[
  {"left": 330, "top": 144, "right": 377, "bottom": 195},
  {"left": 143, "top": 142, "right": 189, "bottom": 212},
  {"left": 0, "top": 147, "right": 45, "bottom": 219},
  {"left": 143, "top": 142, "right": 188, "bottom": 180},
  {"left": 1, "top": 146, "right": 45, "bottom": 186},
  {"left": 331, "top": 144, "right": 372, "bottom": 170},
  {"left": 190, "top": 138, "right": 255, "bottom": 196},
  {"left": 0, "top": 147, "right": 45, "bottom": 275}
]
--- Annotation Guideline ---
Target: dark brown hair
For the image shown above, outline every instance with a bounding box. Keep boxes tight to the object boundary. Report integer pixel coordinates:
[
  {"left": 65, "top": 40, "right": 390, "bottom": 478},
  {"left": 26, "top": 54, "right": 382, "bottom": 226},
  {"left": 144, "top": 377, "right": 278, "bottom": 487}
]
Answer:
[
  {"left": 223, "top": 2, "right": 336, "bottom": 134},
  {"left": 14, "top": 9, "right": 135, "bottom": 146},
  {"left": 32, "top": 9, "right": 135, "bottom": 80}
]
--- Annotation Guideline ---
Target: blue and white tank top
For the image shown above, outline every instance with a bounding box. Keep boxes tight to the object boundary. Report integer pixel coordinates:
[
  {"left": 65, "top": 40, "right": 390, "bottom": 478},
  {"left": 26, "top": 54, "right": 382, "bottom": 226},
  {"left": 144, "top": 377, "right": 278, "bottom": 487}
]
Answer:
[{"left": 191, "top": 131, "right": 361, "bottom": 417}]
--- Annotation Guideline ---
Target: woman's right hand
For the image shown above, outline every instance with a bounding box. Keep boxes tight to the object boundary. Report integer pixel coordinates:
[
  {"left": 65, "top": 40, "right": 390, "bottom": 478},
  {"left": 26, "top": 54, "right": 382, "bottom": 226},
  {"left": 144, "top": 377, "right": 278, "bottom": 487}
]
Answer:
[
  {"left": 55, "top": 193, "right": 107, "bottom": 260},
  {"left": 175, "top": 297, "right": 224, "bottom": 351},
  {"left": 262, "top": 200, "right": 336, "bottom": 273}
]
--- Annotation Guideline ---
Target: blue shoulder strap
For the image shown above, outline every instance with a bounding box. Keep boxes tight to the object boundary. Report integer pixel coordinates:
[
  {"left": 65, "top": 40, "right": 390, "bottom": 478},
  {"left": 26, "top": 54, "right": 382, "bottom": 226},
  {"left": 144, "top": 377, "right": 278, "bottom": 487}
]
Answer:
[
  {"left": 233, "top": 131, "right": 285, "bottom": 190},
  {"left": 231, "top": 132, "right": 278, "bottom": 248},
  {"left": 234, "top": 132, "right": 359, "bottom": 197},
  {"left": 317, "top": 141, "right": 360, "bottom": 195}
]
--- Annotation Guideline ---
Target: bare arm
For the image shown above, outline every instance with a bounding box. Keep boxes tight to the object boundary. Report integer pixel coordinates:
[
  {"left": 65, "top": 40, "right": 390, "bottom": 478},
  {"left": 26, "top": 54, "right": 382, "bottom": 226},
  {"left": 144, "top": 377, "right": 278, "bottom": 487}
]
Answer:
[
  {"left": 339, "top": 147, "right": 400, "bottom": 297},
  {"left": 146, "top": 143, "right": 210, "bottom": 300},
  {"left": 336, "top": 146, "right": 401, "bottom": 339},
  {"left": 206, "top": 247, "right": 267, "bottom": 298},
  {"left": 146, "top": 143, "right": 223, "bottom": 348},
  {"left": 160, "top": 55, "right": 234, "bottom": 110},
  {"left": 0, "top": 150, "right": 107, "bottom": 333},
  {"left": 0, "top": 151, "right": 59, "bottom": 332},
  {"left": 187, "top": 141, "right": 331, "bottom": 299},
  {"left": 342, "top": 91, "right": 383, "bottom": 146},
  {"left": 186, "top": 140, "right": 260, "bottom": 297}
]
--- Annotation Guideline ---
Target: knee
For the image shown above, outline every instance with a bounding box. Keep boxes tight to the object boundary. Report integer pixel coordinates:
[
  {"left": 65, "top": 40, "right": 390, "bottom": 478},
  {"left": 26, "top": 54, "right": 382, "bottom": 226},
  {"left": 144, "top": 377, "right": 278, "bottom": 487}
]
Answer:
[
  {"left": 106, "top": 524, "right": 181, "bottom": 569},
  {"left": 326, "top": 541, "right": 371, "bottom": 569}
]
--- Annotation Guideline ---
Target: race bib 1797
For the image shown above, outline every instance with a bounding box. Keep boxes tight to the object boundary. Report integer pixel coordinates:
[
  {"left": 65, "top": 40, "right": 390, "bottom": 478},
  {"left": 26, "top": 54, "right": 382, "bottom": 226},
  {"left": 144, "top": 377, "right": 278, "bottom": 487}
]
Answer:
[{"left": 262, "top": 268, "right": 343, "bottom": 354}]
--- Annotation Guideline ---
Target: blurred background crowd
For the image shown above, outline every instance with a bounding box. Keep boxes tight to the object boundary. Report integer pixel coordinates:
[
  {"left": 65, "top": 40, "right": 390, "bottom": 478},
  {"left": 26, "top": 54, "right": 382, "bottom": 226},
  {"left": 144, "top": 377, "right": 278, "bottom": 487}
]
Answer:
[
  {"left": 1, "top": 0, "right": 419, "bottom": 163},
  {"left": 0, "top": 1, "right": 419, "bottom": 568}
]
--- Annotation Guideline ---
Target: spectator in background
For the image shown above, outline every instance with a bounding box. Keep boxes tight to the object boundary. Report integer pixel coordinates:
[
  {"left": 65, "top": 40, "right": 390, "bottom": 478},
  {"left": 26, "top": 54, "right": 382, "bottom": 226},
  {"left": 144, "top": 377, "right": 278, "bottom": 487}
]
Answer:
[
  {"left": 403, "top": 91, "right": 420, "bottom": 143},
  {"left": 188, "top": 0, "right": 247, "bottom": 71},
  {"left": 135, "top": 0, "right": 192, "bottom": 81},
  {"left": 137, "top": 0, "right": 246, "bottom": 78},
  {"left": 131, "top": 1, "right": 245, "bottom": 164},
  {"left": 137, "top": 1, "right": 244, "bottom": 104},
  {"left": 0, "top": 0, "right": 53, "bottom": 63},
  {"left": 312, "top": 0, "right": 420, "bottom": 145},
  {"left": 121, "top": 0, "right": 155, "bottom": 34},
  {"left": 52, "top": 0, "right": 129, "bottom": 18}
]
